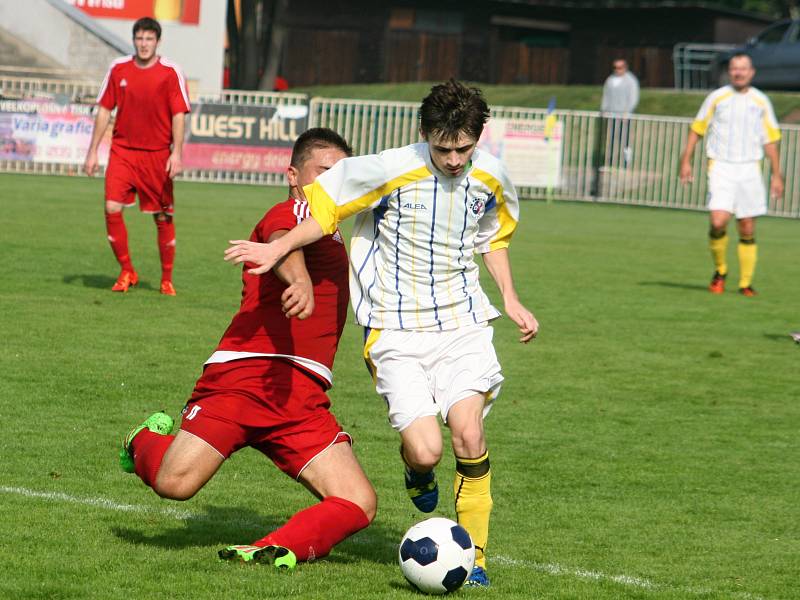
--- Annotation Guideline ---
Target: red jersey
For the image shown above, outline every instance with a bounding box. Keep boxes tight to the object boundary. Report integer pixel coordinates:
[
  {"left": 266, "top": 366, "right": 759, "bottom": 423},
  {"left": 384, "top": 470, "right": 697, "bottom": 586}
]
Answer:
[
  {"left": 211, "top": 197, "right": 350, "bottom": 388},
  {"left": 97, "top": 56, "right": 191, "bottom": 151}
]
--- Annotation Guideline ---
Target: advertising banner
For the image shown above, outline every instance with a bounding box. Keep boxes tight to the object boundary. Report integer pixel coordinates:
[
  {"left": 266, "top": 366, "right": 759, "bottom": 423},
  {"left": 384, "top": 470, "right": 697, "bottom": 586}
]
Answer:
[
  {"left": 66, "top": 0, "right": 201, "bottom": 24},
  {"left": 478, "top": 117, "right": 563, "bottom": 188},
  {"left": 183, "top": 102, "right": 309, "bottom": 174},
  {"left": 0, "top": 98, "right": 109, "bottom": 165}
]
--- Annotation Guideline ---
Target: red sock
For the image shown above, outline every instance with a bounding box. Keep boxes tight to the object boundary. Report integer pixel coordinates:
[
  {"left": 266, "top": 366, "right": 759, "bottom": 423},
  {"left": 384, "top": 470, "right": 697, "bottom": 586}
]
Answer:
[
  {"left": 132, "top": 429, "right": 174, "bottom": 488},
  {"left": 105, "top": 212, "right": 133, "bottom": 271},
  {"left": 252, "top": 496, "right": 370, "bottom": 561},
  {"left": 156, "top": 218, "right": 176, "bottom": 282}
]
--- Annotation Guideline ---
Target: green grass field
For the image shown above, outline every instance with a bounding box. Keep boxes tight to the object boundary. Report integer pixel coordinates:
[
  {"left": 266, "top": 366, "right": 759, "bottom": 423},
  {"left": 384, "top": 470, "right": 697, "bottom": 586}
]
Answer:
[{"left": 1, "top": 173, "right": 798, "bottom": 600}]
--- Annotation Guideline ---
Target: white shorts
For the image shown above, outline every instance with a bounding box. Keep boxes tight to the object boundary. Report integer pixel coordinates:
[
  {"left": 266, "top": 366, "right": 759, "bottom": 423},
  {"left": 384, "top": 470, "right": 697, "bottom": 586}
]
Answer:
[
  {"left": 363, "top": 324, "right": 504, "bottom": 432},
  {"left": 706, "top": 160, "right": 767, "bottom": 219}
]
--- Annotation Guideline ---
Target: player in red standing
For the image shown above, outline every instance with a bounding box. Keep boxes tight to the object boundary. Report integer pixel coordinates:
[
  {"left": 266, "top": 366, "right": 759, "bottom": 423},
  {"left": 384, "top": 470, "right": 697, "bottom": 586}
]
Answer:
[
  {"left": 118, "top": 128, "right": 376, "bottom": 568},
  {"left": 84, "top": 17, "right": 191, "bottom": 296}
]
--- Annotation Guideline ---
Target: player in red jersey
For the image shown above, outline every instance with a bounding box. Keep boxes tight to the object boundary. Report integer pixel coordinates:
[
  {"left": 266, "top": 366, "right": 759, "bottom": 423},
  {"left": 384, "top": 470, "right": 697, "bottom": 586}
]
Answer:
[
  {"left": 84, "top": 17, "right": 191, "bottom": 296},
  {"left": 118, "top": 128, "right": 376, "bottom": 569}
]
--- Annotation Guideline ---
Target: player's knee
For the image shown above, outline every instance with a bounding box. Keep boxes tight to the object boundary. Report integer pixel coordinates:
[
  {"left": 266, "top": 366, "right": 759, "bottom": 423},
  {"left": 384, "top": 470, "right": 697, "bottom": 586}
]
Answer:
[
  {"left": 152, "top": 472, "right": 200, "bottom": 501},
  {"left": 349, "top": 485, "right": 378, "bottom": 522},
  {"left": 404, "top": 445, "right": 442, "bottom": 472},
  {"left": 708, "top": 226, "right": 726, "bottom": 239},
  {"left": 153, "top": 212, "right": 172, "bottom": 223},
  {"left": 451, "top": 426, "right": 485, "bottom": 457}
]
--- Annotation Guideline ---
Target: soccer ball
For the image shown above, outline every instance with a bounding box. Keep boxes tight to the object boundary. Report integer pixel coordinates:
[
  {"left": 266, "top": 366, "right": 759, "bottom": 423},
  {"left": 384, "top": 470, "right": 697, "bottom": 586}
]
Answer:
[{"left": 398, "top": 517, "right": 475, "bottom": 595}]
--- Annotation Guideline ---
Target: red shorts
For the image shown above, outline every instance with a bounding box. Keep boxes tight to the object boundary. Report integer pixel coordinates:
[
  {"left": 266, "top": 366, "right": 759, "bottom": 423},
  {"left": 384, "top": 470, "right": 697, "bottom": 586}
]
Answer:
[
  {"left": 180, "top": 358, "right": 350, "bottom": 479},
  {"left": 105, "top": 145, "right": 174, "bottom": 214}
]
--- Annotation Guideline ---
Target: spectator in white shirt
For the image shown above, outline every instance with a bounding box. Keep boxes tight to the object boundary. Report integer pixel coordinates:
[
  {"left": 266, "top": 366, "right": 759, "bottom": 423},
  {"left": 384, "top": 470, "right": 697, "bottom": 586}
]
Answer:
[{"left": 601, "top": 59, "right": 639, "bottom": 166}]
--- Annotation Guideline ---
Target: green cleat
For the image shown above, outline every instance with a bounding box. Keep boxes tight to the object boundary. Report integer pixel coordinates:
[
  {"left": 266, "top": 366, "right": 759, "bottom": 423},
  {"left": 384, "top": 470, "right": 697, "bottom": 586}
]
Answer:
[
  {"left": 119, "top": 411, "right": 174, "bottom": 473},
  {"left": 218, "top": 544, "right": 297, "bottom": 570}
]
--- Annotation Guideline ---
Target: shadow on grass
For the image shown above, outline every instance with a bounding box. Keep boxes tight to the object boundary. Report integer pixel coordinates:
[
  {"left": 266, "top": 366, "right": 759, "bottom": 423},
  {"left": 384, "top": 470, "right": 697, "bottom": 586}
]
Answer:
[
  {"left": 637, "top": 280, "right": 708, "bottom": 292},
  {"left": 111, "top": 503, "right": 400, "bottom": 565},
  {"left": 63, "top": 273, "right": 156, "bottom": 291}
]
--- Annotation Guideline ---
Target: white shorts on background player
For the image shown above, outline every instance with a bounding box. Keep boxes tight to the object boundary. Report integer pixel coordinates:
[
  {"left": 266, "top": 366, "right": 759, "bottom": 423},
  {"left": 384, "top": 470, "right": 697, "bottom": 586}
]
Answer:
[
  {"left": 707, "top": 160, "right": 766, "bottom": 219},
  {"left": 365, "top": 323, "right": 504, "bottom": 432}
]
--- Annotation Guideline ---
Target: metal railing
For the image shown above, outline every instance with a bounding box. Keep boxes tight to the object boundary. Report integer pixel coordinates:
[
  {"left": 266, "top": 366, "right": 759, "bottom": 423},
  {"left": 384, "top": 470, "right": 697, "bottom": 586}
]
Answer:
[
  {"left": 1, "top": 76, "right": 798, "bottom": 218},
  {"left": 673, "top": 43, "right": 735, "bottom": 90},
  {"left": 0, "top": 74, "right": 98, "bottom": 102}
]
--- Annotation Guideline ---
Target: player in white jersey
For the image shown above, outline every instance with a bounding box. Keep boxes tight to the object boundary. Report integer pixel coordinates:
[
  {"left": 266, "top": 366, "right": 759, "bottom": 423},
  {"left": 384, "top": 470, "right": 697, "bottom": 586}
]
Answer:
[
  {"left": 679, "top": 54, "right": 783, "bottom": 296},
  {"left": 225, "top": 80, "right": 538, "bottom": 588}
]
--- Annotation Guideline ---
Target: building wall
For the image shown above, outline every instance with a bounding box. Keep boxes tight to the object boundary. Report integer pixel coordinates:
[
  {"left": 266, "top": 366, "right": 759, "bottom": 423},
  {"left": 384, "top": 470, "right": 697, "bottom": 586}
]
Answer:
[
  {"left": 271, "top": 1, "right": 772, "bottom": 88},
  {"left": 0, "top": 0, "right": 127, "bottom": 78},
  {"left": 93, "top": 0, "right": 227, "bottom": 94}
]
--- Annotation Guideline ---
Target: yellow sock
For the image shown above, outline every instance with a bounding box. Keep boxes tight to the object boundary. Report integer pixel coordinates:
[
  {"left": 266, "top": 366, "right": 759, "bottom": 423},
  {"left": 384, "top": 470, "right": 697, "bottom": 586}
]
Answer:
[
  {"left": 454, "top": 451, "right": 492, "bottom": 570},
  {"left": 708, "top": 228, "right": 728, "bottom": 276},
  {"left": 738, "top": 236, "right": 757, "bottom": 288}
]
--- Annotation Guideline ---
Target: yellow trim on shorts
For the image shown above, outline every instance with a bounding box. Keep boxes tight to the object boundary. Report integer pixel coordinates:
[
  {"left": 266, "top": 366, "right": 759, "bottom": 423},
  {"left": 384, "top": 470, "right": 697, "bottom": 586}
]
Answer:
[{"left": 363, "top": 328, "right": 382, "bottom": 383}]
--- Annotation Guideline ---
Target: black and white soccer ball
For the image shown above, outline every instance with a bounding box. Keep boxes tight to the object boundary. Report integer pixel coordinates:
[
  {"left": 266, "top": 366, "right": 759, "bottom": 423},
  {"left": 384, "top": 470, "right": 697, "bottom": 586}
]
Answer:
[{"left": 398, "top": 517, "right": 475, "bottom": 595}]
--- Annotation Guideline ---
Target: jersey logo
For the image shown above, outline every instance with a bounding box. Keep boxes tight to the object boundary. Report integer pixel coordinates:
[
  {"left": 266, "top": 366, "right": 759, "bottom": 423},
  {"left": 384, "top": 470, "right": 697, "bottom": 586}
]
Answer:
[
  {"left": 332, "top": 230, "right": 343, "bottom": 244},
  {"left": 182, "top": 404, "right": 202, "bottom": 420},
  {"left": 468, "top": 196, "right": 487, "bottom": 218},
  {"left": 401, "top": 202, "right": 427, "bottom": 210},
  {"left": 293, "top": 198, "right": 310, "bottom": 224},
  {"left": 120, "top": 79, "right": 128, "bottom": 87}
]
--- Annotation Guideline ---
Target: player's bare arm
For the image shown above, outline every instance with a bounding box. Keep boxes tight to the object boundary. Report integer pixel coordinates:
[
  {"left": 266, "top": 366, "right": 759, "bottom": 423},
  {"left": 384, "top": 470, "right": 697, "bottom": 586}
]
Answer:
[
  {"left": 225, "top": 216, "right": 325, "bottom": 275},
  {"left": 481, "top": 248, "right": 539, "bottom": 343},
  {"left": 268, "top": 230, "right": 314, "bottom": 319},
  {"left": 764, "top": 142, "right": 784, "bottom": 199},
  {"left": 84, "top": 106, "right": 112, "bottom": 177},
  {"left": 679, "top": 130, "right": 700, "bottom": 184},
  {"left": 166, "top": 112, "right": 185, "bottom": 178}
]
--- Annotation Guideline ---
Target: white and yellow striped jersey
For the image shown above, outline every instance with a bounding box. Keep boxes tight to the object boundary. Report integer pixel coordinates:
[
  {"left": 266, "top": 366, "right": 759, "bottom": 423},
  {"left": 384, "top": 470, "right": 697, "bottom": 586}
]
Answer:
[
  {"left": 691, "top": 85, "right": 781, "bottom": 162},
  {"left": 302, "top": 142, "right": 519, "bottom": 331}
]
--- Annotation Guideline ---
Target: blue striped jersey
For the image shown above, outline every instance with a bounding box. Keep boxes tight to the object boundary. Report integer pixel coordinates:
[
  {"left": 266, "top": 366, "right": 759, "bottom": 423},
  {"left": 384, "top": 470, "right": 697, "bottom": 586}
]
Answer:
[
  {"left": 302, "top": 142, "right": 519, "bottom": 331},
  {"left": 691, "top": 85, "right": 781, "bottom": 162}
]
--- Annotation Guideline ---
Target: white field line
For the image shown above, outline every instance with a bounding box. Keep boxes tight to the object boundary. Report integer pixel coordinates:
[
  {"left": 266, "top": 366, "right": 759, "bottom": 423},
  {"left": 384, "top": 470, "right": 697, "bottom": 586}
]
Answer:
[
  {"left": 1, "top": 485, "right": 767, "bottom": 600},
  {"left": 494, "top": 554, "right": 765, "bottom": 600},
  {"left": 0, "top": 485, "right": 264, "bottom": 529}
]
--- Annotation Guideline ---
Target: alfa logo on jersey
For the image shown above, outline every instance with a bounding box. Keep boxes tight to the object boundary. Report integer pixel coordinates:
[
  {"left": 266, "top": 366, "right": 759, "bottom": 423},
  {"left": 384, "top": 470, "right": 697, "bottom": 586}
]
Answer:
[{"left": 468, "top": 196, "right": 487, "bottom": 218}]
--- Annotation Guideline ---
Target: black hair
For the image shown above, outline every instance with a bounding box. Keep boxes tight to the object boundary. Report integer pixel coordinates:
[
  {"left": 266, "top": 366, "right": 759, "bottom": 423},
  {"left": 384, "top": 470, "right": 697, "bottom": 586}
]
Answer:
[
  {"left": 133, "top": 17, "right": 162, "bottom": 40},
  {"left": 290, "top": 127, "right": 353, "bottom": 168},
  {"left": 419, "top": 79, "right": 490, "bottom": 142}
]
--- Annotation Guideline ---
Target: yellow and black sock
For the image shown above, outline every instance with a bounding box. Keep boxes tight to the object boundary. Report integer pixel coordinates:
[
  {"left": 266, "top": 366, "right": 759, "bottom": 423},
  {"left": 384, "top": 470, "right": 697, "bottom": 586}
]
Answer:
[
  {"left": 708, "top": 226, "right": 728, "bottom": 276},
  {"left": 454, "top": 451, "right": 492, "bottom": 570},
  {"left": 738, "top": 235, "right": 757, "bottom": 289}
]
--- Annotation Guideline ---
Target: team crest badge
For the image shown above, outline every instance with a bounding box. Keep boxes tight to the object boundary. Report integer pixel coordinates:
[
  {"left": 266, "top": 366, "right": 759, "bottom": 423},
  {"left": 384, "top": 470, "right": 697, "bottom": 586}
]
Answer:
[{"left": 468, "top": 196, "right": 487, "bottom": 218}]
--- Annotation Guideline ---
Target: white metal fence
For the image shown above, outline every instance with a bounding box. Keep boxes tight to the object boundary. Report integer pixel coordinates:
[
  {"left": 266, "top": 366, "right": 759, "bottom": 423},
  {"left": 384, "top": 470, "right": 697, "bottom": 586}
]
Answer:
[
  {"left": 1, "top": 76, "right": 798, "bottom": 218},
  {"left": 308, "top": 98, "right": 799, "bottom": 218},
  {"left": 672, "top": 43, "right": 735, "bottom": 90}
]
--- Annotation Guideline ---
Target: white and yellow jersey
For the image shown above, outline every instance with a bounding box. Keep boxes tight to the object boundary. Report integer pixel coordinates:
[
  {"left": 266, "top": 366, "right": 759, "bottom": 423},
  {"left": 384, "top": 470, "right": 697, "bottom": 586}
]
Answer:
[
  {"left": 302, "top": 142, "right": 519, "bottom": 331},
  {"left": 691, "top": 85, "right": 781, "bottom": 162}
]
